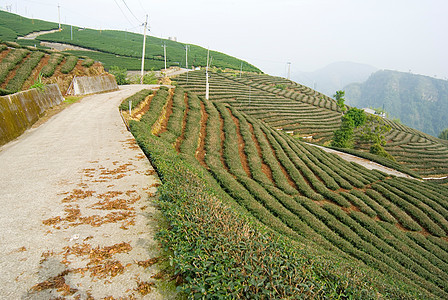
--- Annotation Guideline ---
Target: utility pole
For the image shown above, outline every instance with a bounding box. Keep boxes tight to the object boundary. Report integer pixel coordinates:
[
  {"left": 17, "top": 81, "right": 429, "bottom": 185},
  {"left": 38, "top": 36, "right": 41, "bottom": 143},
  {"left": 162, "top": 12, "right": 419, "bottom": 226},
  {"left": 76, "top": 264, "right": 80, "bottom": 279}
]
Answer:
[
  {"left": 58, "top": 4, "right": 61, "bottom": 31},
  {"left": 185, "top": 45, "right": 189, "bottom": 70},
  {"left": 240, "top": 62, "right": 243, "bottom": 78},
  {"left": 185, "top": 45, "right": 189, "bottom": 82},
  {"left": 287, "top": 62, "right": 291, "bottom": 80},
  {"left": 205, "top": 48, "right": 210, "bottom": 100},
  {"left": 70, "top": 25, "right": 73, "bottom": 40},
  {"left": 140, "top": 14, "right": 148, "bottom": 85},
  {"left": 163, "top": 43, "right": 167, "bottom": 70}
]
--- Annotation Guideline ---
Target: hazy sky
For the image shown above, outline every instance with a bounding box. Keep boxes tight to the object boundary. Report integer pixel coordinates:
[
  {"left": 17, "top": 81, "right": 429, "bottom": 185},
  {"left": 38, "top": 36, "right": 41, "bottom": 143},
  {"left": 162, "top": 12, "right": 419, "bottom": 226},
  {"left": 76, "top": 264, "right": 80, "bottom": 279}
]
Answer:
[{"left": 2, "top": 0, "right": 447, "bottom": 79}]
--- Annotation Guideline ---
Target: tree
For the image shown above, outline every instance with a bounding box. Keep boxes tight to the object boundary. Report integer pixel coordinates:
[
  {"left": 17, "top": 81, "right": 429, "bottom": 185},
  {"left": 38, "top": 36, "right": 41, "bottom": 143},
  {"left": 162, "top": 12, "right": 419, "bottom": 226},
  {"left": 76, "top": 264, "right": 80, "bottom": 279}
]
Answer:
[
  {"left": 345, "top": 107, "right": 366, "bottom": 128},
  {"left": 331, "top": 107, "right": 366, "bottom": 148},
  {"left": 439, "top": 128, "right": 448, "bottom": 140},
  {"left": 334, "top": 90, "right": 347, "bottom": 114},
  {"left": 360, "top": 114, "right": 394, "bottom": 160},
  {"left": 109, "top": 66, "right": 129, "bottom": 85}
]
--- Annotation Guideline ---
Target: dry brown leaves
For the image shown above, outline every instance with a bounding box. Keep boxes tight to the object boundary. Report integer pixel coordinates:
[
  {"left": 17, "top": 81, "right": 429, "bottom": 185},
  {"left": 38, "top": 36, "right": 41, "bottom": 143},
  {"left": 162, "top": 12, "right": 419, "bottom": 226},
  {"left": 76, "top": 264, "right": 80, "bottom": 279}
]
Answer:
[
  {"left": 31, "top": 270, "right": 76, "bottom": 296},
  {"left": 137, "top": 257, "right": 159, "bottom": 268},
  {"left": 61, "top": 242, "right": 133, "bottom": 279},
  {"left": 42, "top": 204, "right": 137, "bottom": 229},
  {"left": 61, "top": 189, "right": 95, "bottom": 203},
  {"left": 135, "top": 280, "right": 155, "bottom": 296}
]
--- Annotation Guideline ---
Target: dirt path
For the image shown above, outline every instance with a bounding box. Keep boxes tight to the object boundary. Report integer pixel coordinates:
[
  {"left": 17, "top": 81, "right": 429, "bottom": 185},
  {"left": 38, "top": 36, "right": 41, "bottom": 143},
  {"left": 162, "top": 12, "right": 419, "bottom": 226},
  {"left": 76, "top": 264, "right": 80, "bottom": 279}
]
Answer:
[
  {"left": 306, "top": 143, "right": 415, "bottom": 179},
  {"left": 0, "top": 85, "right": 172, "bottom": 299}
]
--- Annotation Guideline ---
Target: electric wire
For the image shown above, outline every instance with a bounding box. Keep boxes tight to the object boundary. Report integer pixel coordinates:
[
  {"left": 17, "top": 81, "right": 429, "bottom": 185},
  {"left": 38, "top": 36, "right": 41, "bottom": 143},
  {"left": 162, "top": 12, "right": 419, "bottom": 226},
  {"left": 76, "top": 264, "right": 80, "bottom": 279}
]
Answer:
[
  {"left": 121, "top": 0, "right": 142, "bottom": 24},
  {"left": 113, "top": 0, "right": 135, "bottom": 27}
]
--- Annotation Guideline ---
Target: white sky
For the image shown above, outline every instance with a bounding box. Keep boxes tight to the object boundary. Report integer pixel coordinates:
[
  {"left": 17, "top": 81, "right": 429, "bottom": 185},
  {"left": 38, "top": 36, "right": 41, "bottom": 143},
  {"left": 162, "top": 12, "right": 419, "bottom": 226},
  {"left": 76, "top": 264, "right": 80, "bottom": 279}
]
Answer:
[{"left": 2, "top": 0, "right": 447, "bottom": 79}]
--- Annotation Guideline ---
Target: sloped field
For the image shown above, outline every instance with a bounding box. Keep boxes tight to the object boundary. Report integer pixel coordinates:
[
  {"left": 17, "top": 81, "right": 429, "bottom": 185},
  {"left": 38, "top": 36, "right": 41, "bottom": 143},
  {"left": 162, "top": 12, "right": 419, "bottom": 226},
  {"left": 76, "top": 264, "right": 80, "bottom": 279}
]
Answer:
[
  {"left": 0, "top": 43, "right": 99, "bottom": 95},
  {"left": 175, "top": 70, "right": 448, "bottom": 177},
  {"left": 132, "top": 85, "right": 448, "bottom": 298}
]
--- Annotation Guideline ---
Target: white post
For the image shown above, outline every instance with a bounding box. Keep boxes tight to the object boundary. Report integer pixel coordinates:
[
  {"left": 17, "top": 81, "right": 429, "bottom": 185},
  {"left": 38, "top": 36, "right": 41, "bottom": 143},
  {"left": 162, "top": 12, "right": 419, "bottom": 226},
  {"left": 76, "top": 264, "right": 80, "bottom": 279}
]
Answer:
[
  {"left": 129, "top": 100, "right": 132, "bottom": 116},
  {"left": 205, "top": 48, "right": 210, "bottom": 100},
  {"left": 140, "top": 14, "right": 148, "bottom": 85},
  {"left": 163, "top": 43, "right": 167, "bottom": 70},
  {"left": 185, "top": 45, "right": 189, "bottom": 70}
]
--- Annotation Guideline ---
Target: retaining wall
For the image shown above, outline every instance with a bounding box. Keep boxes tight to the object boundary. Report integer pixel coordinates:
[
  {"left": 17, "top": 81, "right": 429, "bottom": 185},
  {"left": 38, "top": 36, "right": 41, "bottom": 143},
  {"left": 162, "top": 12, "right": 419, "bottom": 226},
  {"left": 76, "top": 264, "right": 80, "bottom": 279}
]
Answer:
[
  {"left": 70, "top": 75, "right": 118, "bottom": 95},
  {"left": 0, "top": 84, "right": 63, "bottom": 146}
]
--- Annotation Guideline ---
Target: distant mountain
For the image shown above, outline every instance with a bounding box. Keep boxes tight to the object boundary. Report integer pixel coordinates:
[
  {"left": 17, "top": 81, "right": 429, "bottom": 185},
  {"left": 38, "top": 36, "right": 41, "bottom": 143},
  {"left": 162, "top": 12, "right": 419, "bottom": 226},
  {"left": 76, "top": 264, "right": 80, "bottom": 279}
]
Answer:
[
  {"left": 344, "top": 70, "right": 448, "bottom": 137},
  {"left": 291, "top": 61, "right": 377, "bottom": 97}
]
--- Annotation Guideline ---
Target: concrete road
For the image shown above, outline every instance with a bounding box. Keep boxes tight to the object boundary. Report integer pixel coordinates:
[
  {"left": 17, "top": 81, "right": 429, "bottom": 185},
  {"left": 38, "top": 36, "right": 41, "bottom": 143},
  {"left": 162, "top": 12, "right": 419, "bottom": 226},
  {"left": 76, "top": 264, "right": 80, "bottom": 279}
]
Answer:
[
  {"left": 306, "top": 143, "right": 415, "bottom": 179},
  {"left": 0, "top": 85, "right": 170, "bottom": 299}
]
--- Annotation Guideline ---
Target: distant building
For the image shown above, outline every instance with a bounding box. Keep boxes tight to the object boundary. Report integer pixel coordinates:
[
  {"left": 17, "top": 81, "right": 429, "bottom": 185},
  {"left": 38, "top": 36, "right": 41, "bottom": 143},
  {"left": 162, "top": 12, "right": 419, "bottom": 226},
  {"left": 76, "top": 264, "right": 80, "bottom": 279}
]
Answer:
[
  {"left": 363, "top": 108, "right": 386, "bottom": 118},
  {"left": 168, "top": 37, "right": 177, "bottom": 42}
]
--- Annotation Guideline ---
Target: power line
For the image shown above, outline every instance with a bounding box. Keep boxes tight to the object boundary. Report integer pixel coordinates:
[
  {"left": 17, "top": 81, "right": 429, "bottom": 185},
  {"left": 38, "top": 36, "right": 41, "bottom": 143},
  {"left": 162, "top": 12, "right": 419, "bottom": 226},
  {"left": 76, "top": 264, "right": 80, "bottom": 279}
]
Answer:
[
  {"left": 121, "top": 0, "right": 142, "bottom": 24},
  {"left": 137, "top": 0, "right": 148, "bottom": 15},
  {"left": 113, "top": 0, "right": 135, "bottom": 27}
]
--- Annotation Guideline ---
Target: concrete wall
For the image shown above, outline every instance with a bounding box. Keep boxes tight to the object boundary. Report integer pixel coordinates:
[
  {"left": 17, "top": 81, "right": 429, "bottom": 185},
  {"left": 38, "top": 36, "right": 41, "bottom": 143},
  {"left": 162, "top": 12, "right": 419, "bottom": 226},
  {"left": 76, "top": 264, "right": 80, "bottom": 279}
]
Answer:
[
  {"left": 71, "top": 75, "right": 118, "bottom": 96},
  {"left": 0, "top": 84, "right": 63, "bottom": 146}
]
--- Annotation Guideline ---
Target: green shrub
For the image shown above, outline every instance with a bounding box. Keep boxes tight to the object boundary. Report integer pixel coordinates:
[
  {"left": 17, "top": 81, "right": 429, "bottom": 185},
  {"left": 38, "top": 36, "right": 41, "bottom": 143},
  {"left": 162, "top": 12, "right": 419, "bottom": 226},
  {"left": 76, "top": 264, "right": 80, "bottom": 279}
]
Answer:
[
  {"left": 0, "top": 48, "right": 30, "bottom": 84},
  {"left": 60, "top": 55, "right": 78, "bottom": 74},
  {"left": 5, "top": 51, "right": 44, "bottom": 92},
  {"left": 109, "top": 65, "right": 129, "bottom": 85},
  {"left": 40, "top": 53, "right": 64, "bottom": 77},
  {"left": 119, "top": 88, "right": 152, "bottom": 111},
  {"left": 129, "top": 117, "right": 393, "bottom": 299},
  {"left": 81, "top": 58, "right": 94, "bottom": 67}
]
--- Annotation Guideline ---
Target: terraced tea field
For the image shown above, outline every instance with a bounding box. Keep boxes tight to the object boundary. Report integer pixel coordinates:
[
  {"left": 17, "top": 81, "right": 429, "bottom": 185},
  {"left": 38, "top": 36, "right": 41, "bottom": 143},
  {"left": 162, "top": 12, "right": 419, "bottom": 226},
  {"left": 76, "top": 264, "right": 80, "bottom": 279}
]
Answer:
[
  {"left": 0, "top": 42, "right": 97, "bottom": 95},
  {"left": 175, "top": 70, "right": 448, "bottom": 177},
  {"left": 132, "top": 85, "right": 448, "bottom": 298}
]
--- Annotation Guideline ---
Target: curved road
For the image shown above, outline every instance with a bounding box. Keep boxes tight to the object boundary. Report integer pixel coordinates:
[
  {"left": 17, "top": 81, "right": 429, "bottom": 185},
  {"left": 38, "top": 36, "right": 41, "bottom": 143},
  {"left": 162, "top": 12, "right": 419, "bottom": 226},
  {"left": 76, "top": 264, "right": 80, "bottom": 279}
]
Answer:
[{"left": 0, "top": 85, "right": 170, "bottom": 299}]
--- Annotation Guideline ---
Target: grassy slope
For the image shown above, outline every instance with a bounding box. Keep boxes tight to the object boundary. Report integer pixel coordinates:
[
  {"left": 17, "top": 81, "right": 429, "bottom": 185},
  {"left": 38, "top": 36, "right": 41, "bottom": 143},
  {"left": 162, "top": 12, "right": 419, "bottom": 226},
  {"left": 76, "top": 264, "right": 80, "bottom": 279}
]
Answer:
[
  {"left": 128, "top": 87, "right": 429, "bottom": 299},
  {"left": 174, "top": 70, "right": 448, "bottom": 178}
]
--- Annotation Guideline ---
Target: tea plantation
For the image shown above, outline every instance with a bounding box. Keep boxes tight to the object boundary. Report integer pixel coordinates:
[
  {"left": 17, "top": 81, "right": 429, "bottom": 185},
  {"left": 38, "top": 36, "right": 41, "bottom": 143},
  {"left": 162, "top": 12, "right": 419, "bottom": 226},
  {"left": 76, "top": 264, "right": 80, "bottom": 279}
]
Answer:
[
  {"left": 0, "top": 42, "right": 98, "bottom": 95},
  {"left": 175, "top": 70, "right": 448, "bottom": 178},
  {"left": 126, "top": 81, "right": 448, "bottom": 298}
]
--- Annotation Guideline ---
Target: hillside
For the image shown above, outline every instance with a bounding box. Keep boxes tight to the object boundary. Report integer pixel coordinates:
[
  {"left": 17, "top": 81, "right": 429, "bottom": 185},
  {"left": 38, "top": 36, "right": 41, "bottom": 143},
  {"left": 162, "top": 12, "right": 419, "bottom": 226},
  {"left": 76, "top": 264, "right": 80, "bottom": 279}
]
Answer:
[
  {"left": 128, "top": 82, "right": 448, "bottom": 298},
  {"left": 344, "top": 70, "right": 448, "bottom": 137},
  {"left": 0, "top": 11, "right": 260, "bottom": 73},
  {"left": 0, "top": 42, "right": 103, "bottom": 95},
  {"left": 291, "top": 61, "right": 377, "bottom": 97},
  {"left": 174, "top": 70, "right": 448, "bottom": 178}
]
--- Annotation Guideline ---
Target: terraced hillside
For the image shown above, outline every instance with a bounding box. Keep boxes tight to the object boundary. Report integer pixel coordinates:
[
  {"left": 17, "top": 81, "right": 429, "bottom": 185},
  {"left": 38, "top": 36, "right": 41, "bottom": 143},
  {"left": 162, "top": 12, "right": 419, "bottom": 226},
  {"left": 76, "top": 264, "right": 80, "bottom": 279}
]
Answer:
[
  {"left": 0, "top": 42, "right": 100, "bottom": 95},
  {"left": 131, "top": 85, "right": 448, "bottom": 298},
  {"left": 175, "top": 70, "right": 448, "bottom": 178},
  {"left": 0, "top": 11, "right": 261, "bottom": 72}
]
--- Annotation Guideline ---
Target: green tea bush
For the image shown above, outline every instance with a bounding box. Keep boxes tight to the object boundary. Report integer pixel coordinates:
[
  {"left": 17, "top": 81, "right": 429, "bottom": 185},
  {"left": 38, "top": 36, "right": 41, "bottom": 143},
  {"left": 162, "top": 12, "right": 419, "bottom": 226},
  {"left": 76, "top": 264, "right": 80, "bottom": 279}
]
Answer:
[
  {"left": 130, "top": 125, "right": 392, "bottom": 298},
  {"left": 60, "top": 55, "right": 78, "bottom": 74},
  {"left": 40, "top": 53, "right": 63, "bottom": 77},
  {"left": 119, "top": 88, "right": 152, "bottom": 111},
  {"left": 81, "top": 58, "right": 94, "bottom": 67},
  {"left": 0, "top": 48, "right": 30, "bottom": 84},
  {"left": 5, "top": 51, "right": 44, "bottom": 92}
]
